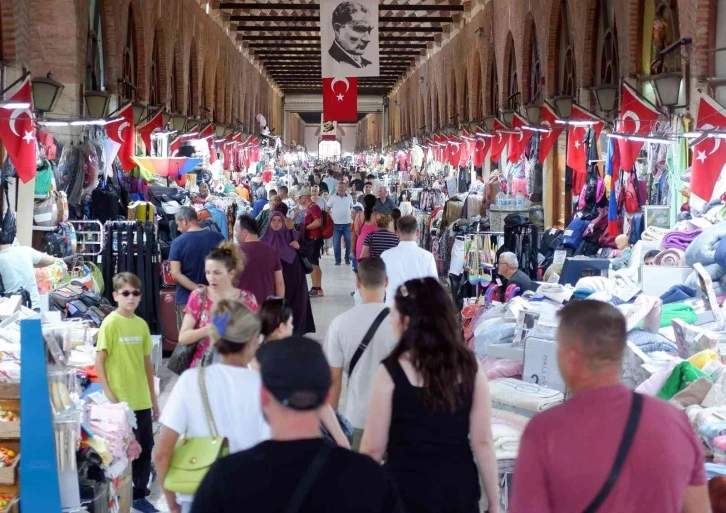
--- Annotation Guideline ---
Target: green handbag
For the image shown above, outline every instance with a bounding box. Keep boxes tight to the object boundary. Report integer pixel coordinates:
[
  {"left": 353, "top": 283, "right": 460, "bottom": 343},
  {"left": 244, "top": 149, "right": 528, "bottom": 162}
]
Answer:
[{"left": 164, "top": 366, "right": 229, "bottom": 495}]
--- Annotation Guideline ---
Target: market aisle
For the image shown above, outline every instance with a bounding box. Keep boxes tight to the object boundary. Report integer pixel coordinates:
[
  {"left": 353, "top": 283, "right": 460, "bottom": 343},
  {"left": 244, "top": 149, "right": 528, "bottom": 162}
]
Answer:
[{"left": 149, "top": 252, "right": 355, "bottom": 512}]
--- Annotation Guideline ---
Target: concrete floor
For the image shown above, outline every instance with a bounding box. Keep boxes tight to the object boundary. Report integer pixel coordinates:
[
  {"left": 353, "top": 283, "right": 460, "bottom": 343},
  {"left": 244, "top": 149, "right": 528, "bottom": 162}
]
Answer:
[{"left": 148, "top": 251, "right": 355, "bottom": 512}]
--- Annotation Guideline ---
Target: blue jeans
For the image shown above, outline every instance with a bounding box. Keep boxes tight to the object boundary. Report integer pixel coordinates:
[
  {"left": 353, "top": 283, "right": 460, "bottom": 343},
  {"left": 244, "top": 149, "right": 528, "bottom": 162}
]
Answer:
[{"left": 333, "top": 223, "right": 352, "bottom": 264}]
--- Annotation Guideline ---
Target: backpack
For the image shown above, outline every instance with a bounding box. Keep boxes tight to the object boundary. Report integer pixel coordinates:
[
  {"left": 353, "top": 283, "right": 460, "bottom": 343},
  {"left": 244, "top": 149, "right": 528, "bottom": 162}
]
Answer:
[
  {"left": 624, "top": 172, "right": 641, "bottom": 214},
  {"left": 91, "top": 181, "right": 124, "bottom": 223},
  {"left": 320, "top": 211, "right": 334, "bottom": 239}
]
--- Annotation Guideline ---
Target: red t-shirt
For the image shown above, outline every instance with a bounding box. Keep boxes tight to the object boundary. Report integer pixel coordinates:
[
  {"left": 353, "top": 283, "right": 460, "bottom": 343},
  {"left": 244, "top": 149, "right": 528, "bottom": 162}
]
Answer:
[
  {"left": 510, "top": 385, "right": 706, "bottom": 513},
  {"left": 262, "top": 170, "right": 273, "bottom": 183},
  {"left": 304, "top": 204, "right": 323, "bottom": 240}
]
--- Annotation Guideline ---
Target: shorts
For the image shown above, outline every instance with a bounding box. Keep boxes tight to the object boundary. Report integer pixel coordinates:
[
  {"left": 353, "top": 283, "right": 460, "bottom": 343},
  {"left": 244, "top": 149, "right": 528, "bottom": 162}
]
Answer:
[{"left": 310, "top": 238, "right": 325, "bottom": 266}]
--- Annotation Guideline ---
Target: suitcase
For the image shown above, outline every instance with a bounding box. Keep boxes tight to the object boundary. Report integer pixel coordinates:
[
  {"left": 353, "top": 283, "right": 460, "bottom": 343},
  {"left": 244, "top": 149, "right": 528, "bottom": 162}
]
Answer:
[{"left": 159, "top": 289, "right": 180, "bottom": 353}]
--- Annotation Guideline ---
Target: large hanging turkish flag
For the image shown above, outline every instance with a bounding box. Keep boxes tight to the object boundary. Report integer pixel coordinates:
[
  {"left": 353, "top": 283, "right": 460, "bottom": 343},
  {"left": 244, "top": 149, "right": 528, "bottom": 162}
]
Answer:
[
  {"left": 691, "top": 95, "right": 726, "bottom": 201},
  {"left": 507, "top": 112, "right": 533, "bottom": 163},
  {"left": 460, "top": 129, "right": 475, "bottom": 165},
  {"left": 447, "top": 135, "right": 463, "bottom": 167},
  {"left": 0, "top": 76, "right": 36, "bottom": 183},
  {"left": 617, "top": 82, "right": 661, "bottom": 172},
  {"left": 199, "top": 123, "right": 216, "bottom": 164},
  {"left": 137, "top": 110, "right": 163, "bottom": 155},
  {"left": 567, "top": 104, "right": 603, "bottom": 194},
  {"left": 473, "top": 134, "right": 491, "bottom": 168},
  {"left": 322, "top": 77, "right": 358, "bottom": 122},
  {"left": 105, "top": 103, "right": 136, "bottom": 171},
  {"left": 490, "top": 118, "right": 509, "bottom": 162},
  {"left": 538, "top": 103, "right": 563, "bottom": 162}
]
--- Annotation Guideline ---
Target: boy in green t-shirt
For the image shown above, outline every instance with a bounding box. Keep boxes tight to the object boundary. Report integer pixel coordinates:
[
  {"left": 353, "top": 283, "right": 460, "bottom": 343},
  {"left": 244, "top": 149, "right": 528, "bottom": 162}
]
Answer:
[{"left": 96, "top": 272, "right": 159, "bottom": 513}]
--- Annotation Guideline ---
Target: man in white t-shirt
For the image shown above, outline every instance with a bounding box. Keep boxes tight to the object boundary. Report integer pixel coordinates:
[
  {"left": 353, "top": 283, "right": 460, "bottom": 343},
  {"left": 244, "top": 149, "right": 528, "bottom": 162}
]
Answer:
[
  {"left": 381, "top": 215, "right": 438, "bottom": 305},
  {"left": 327, "top": 181, "right": 354, "bottom": 266},
  {"left": 0, "top": 241, "right": 58, "bottom": 310},
  {"left": 324, "top": 257, "right": 398, "bottom": 450}
]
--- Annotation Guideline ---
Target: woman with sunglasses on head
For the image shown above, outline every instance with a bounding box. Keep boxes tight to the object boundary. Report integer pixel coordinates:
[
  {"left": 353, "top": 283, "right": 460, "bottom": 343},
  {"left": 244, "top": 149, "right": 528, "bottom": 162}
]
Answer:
[
  {"left": 260, "top": 211, "right": 315, "bottom": 335},
  {"left": 178, "top": 241, "right": 258, "bottom": 368},
  {"left": 156, "top": 300, "right": 269, "bottom": 513},
  {"left": 360, "top": 278, "right": 500, "bottom": 513}
]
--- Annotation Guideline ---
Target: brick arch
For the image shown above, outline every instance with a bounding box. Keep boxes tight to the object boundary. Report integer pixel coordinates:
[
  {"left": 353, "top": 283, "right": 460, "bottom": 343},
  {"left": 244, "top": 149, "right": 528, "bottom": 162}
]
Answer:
[
  {"left": 694, "top": 0, "right": 718, "bottom": 78},
  {"left": 484, "top": 39, "right": 499, "bottom": 115},
  {"left": 580, "top": 0, "right": 601, "bottom": 88},
  {"left": 127, "top": 0, "right": 147, "bottom": 101},
  {"left": 214, "top": 60, "right": 225, "bottom": 123},
  {"left": 171, "top": 38, "right": 184, "bottom": 113},
  {"left": 188, "top": 37, "right": 199, "bottom": 116},
  {"left": 430, "top": 79, "right": 439, "bottom": 130},
  {"left": 0, "top": 0, "right": 29, "bottom": 65},
  {"left": 150, "top": 22, "right": 168, "bottom": 107},
  {"left": 546, "top": 0, "right": 575, "bottom": 98},
  {"left": 502, "top": 31, "right": 517, "bottom": 111},
  {"left": 521, "top": 13, "right": 540, "bottom": 103},
  {"left": 469, "top": 48, "right": 483, "bottom": 120}
]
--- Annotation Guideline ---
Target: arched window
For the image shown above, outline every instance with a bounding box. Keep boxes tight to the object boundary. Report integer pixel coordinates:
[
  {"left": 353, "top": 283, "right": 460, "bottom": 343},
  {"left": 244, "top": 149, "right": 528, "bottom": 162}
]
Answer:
[
  {"left": 149, "top": 32, "right": 161, "bottom": 107},
  {"left": 642, "top": 0, "right": 681, "bottom": 75},
  {"left": 557, "top": 0, "right": 576, "bottom": 96},
  {"left": 488, "top": 53, "right": 499, "bottom": 115},
  {"left": 86, "top": 0, "right": 105, "bottom": 91},
  {"left": 529, "top": 24, "right": 542, "bottom": 103},
  {"left": 594, "top": 0, "right": 619, "bottom": 86},
  {"left": 507, "top": 44, "right": 519, "bottom": 110},
  {"left": 121, "top": 7, "right": 137, "bottom": 101}
]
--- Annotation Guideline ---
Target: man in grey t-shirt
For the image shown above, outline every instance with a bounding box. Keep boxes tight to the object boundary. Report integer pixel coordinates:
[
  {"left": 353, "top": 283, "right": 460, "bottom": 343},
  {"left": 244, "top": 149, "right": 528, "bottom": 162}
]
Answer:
[
  {"left": 324, "top": 257, "right": 398, "bottom": 450},
  {"left": 374, "top": 186, "right": 396, "bottom": 215}
]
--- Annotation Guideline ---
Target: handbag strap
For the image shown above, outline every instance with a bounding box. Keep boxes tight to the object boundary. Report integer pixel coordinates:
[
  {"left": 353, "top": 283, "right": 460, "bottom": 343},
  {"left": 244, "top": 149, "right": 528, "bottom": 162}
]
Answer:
[
  {"left": 582, "top": 393, "right": 643, "bottom": 513},
  {"left": 283, "top": 444, "right": 332, "bottom": 513},
  {"left": 197, "top": 366, "right": 219, "bottom": 438},
  {"left": 348, "top": 308, "right": 390, "bottom": 377}
]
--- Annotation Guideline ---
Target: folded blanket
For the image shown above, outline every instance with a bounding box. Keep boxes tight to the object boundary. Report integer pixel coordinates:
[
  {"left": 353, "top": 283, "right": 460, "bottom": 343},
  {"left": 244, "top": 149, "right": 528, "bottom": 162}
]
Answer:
[
  {"left": 642, "top": 225, "right": 669, "bottom": 242},
  {"left": 655, "top": 248, "right": 686, "bottom": 266},
  {"left": 628, "top": 329, "right": 679, "bottom": 354},
  {"left": 662, "top": 229, "right": 702, "bottom": 251},
  {"left": 482, "top": 357, "right": 524, "bottom": 381},
  {"left": 686, "top": 221, "right": 726, "bottom": 267},
  {"left": 660, "top": 285, "right": 698, "bottom": 304},
  {"left": 473, "top": 322, "right": 516, "bottom": 359},
  {"left": 636, "top": 358, "right": 683, "bottom": 396},
  {"left": 491, "top": 407, "right": 531, "bottom": 429},
  {"left": 492, "top": 423, "right": 523, "bottom": 441},
  {"left": 661, "top": 302, "right": 697, "bottom": 328},
  {"left": 489, "top": 378, "right": 564, "bottom": 413}
]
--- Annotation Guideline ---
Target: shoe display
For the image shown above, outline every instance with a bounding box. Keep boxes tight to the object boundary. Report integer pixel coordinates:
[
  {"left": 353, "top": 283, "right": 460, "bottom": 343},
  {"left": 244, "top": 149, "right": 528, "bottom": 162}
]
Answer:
[{"left": 132, "top": 498, "right": 160, "bottom": 513}]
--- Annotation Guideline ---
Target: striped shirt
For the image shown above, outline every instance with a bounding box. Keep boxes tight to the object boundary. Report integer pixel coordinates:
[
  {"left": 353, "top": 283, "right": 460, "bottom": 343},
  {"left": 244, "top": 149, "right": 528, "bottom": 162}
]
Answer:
[{"left": 363, "top": 230, "right": 400, "bottom": 258}]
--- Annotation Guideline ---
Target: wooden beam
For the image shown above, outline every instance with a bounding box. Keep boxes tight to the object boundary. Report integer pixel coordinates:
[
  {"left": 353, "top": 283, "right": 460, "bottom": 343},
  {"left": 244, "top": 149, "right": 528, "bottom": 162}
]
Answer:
[
  {"left": 220, "top": 3, "right": 464, "bottom": 11},
  {"left": 238, "top": 35, "right": 435, "bottom": 41},
  {"left": 249, "top": 42, "right": 425, "bottom": 49},
  {"left": 236, "top": 26, "right": 443, "bottom": 32},
  {"left": 230, "top": 15, "right": 452, "bottom": 22}
]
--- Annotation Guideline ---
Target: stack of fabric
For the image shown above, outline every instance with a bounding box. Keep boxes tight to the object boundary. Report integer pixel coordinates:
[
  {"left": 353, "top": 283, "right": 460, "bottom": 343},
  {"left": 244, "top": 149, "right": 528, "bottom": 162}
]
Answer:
[
  {"left": 491, "top": 424, "right": 522, "bottom": 461},
  {"left": 489, "top": 378, "right": 564, "bottom": 419}
]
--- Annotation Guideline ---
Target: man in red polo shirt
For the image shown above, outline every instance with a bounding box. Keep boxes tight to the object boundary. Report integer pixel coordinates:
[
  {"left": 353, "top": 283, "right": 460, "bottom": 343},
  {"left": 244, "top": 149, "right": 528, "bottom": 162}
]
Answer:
[{"left": 298, "top": 187, "right": 325, "bottom": 297}]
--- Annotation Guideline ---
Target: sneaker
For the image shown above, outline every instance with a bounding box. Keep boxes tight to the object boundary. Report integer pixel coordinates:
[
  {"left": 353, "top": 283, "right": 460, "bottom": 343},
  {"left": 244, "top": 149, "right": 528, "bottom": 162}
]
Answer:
[
  {"left": 132, "top": 498, "right": 159, "bottom": 513},
  {"left": 335, "top": 262, "right": 341, "bottom": 266},
  {"left": 345, "top": 259, "right": 350, "bottom": 265}
]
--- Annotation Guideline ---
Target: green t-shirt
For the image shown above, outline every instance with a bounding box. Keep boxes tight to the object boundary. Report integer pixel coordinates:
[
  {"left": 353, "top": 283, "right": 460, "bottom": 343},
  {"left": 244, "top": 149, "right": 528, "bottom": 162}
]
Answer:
[{"left": 97, "top": 311, "right": 153, "bottom": 411}]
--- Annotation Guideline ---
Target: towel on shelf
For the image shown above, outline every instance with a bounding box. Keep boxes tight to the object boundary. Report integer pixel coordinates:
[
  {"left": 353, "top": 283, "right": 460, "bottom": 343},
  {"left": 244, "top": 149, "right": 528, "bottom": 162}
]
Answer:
[
  {"left": 654, "top": 248, "right": 687, "bottom": 266},
  {"left": 489, "top": 378, "right": 565, "bottom": 413},
  {"left": 662, "top": 229, "right": 702, "bottom": 251},
  {"left": 491, "top": 408, "right": 531, "bottom": 429},
  {"left": 658, "top": 361, "right": 711, "bottom": 400}
]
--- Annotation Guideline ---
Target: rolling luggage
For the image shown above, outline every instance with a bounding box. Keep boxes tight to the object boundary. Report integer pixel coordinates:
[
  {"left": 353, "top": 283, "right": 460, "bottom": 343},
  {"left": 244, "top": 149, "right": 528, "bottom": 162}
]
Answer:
[{"left": 160, "top": 289, "right": 180, "bottom": 353}]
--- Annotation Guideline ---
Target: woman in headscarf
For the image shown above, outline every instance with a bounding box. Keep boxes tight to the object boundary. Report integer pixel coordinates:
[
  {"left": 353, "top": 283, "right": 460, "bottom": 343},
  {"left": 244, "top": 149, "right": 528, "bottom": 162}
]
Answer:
[
  {"left": 273, "top": 202, "right": 295, "bottom": 230},
  {"left": 260, "top": 211, "right": 315, "bottom": 334},
  {"left": 251, "top": 187, "right": 268, "bottom": 218}
]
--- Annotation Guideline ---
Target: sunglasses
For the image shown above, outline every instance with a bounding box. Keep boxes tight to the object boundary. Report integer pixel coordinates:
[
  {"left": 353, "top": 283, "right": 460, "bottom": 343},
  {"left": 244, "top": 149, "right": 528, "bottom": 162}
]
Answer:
[{"left": 118, "top": 290, "right": 142, "bottom": 297}]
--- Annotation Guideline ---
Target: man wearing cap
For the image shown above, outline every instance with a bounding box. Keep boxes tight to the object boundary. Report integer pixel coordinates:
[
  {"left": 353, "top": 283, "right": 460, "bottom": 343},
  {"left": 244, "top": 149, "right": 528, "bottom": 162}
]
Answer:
[
  {"left": 191, "top": 336, "right": 404, "bottom": 513},
  {"left": 298, "top": 187, "right": 325, "bottom": 297}
]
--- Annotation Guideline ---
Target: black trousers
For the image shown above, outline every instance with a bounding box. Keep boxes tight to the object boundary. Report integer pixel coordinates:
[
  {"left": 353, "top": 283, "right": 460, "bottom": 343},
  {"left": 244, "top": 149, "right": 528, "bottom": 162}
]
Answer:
[{"left": 132, "top": 408, "right": 154, "bottom": 501}]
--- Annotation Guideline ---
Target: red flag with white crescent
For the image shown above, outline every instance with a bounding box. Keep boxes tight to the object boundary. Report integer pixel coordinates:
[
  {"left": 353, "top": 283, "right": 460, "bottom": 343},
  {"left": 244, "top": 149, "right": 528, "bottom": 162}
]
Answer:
[
  {"left": 169, "top": 136, "right": 181, "bottom": 157},
  {"left": 473, "top": 133, "right": 491, "bottom": 168},
  {"left": 507, "top": 113, "right": 533, "bottom": 163},
  {"left": 198, "top": 123, "right": 216, "bottom": 163},
  {"left": 137, "top": 110, "right": 163, "bottom": 155},
  {"left": 490, "top": 119, "right": 509, "bottom": 162},
  {"left": 691, "top": 95, "right": 726, "bottom": 201},
  {"left": 105, "top": 103, "right": 135, "bottom": 171},
  {"left": 0, "top": 76, "right": 37, "bottom": 183},
  {"left": 322, "top": 77, "right": 358, "bottom": 122},
  {"left": 460, "top": 130, "right": 475, "bottom": 165},
  {"left": 447, "top": 135, "right": 463, "bottom": 167},
  {"left": 538, "top": 103, "right": 563, "bottom": 162},
  {"left": 567, "top": 104, "right": 603, "bottom": 194},
  {"left": 617, "top": 82, "right": 661, "bottom": 171}
]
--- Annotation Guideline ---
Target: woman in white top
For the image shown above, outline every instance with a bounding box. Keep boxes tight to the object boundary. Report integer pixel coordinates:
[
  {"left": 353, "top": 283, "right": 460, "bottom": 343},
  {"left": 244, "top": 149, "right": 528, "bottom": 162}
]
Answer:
[{"left": 155, "top": 300, "right": 268, "bottom": 513}]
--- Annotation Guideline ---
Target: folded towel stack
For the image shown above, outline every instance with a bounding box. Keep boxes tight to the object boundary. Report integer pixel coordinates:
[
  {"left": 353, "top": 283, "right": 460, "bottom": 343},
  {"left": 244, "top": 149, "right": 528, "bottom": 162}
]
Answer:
[
  {"left": 662, "top": 229, "right": 702, "bottom": 251},
  {"left": 489, "top": 378, "right": 565, "bottom": 419},
  {"left": 642, "top": 226, "right": 670, "bottom": 242},
  {"left": 491, "top": 423, "right": 523, "bottom": 461}
]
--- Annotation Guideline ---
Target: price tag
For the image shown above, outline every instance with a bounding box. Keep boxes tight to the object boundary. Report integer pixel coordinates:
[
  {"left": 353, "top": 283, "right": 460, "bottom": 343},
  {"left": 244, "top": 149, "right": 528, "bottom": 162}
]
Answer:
[{"left": 553, "top": 250, "right": 567, "bottom": 265}]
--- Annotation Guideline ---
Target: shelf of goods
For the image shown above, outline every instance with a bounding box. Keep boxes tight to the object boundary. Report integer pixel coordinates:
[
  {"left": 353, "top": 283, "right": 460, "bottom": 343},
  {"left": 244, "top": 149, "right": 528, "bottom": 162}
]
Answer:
[{"left": 0, "top": 384, "right": 18, "bottom": 513}]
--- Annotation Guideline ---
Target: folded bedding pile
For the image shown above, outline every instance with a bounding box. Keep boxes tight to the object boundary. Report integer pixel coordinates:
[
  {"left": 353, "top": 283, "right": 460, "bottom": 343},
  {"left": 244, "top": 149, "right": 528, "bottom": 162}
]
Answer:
[
  {"left": 685, "top": 222, "right": 726, "bottom": 295},
  {"left": 489, "top": 378, "right": 564, "bottom": 419},
  {"left": 662, "top": 229, "right": 702, "bottom": 251},
  {"left": 654, "top": 248, "right": 687, "bottom": 266},
  {"left": 491, "top": 424, "right": 522, "bottom": 461}
]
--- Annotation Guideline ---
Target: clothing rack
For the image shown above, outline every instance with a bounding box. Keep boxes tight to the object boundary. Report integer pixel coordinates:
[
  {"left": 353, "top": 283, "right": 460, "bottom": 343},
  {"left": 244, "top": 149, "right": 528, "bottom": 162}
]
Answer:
[{"left": 101, "top": 220, "right": 161, "bottom": 333}]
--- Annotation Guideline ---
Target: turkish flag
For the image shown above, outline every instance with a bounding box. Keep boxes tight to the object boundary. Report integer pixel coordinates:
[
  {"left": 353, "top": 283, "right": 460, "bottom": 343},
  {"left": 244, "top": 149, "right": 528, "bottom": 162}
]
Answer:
[
  {"left": 691, "top": 95, "right": 726, "bottom": 201},
  {"left": 460, "top": 130, "right": 475, "bottom": 165},
  {"left": 618, "top": 82, "right": 661, "bottom": 171},
  {"left": 567, "top": 105, "right": 603, "bottom": 194},
  {"left": 424, "top": 137, "right": 434, "bottom": 162},
  {"left": 507, "top": 113, "right": 533, "bottom": 163},
  {"left": 199, "top": 123, "right": 216, "bottom": 163},
  {"left": 137, "top": 110, "right": 163, "bottom": 155},
  {"left": 448, "top": 135, "right": 463, "bottom": 167},
  {"left": 538, "top": 103, "right": 563, "bottom": 162},
  {"left": 473, "top": 134, "right": 491, "bottom": 168},
  {"left": 490, "top": 118, "right": 509, "bottom": 162},
  {"left": 169, "top": 136, "right": 181, "bottom": 157},
  {"left": 432, "top": 134, "right": 443, "bottom": 163},
  {"left": 0, "top": 76, "right": 36, "bottom": 183},
  {"left": 322, "top": 78, "right": 358, "bottom": 122},
  {"left": 105, "top": 103, "right": 136, "bottom": 172}
]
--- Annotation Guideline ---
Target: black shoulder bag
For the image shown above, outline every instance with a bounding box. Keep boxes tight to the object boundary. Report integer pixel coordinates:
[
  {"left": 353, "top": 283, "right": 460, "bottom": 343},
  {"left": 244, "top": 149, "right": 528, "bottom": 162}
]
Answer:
[
  {"left": 283, "top": 444, "right": 332, "bottom": 513},
  {"left": 348, "top": 308, "right": 390, "bottom": 377},
  {"left": 582, "top": 393, "right": 643, "bottom": 513}
]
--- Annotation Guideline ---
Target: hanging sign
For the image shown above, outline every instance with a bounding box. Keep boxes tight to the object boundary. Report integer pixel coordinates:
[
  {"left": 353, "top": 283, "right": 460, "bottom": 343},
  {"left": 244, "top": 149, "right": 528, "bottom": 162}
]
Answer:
[{"left": 320, "top": 0, "right": 379, "bottom": 78}]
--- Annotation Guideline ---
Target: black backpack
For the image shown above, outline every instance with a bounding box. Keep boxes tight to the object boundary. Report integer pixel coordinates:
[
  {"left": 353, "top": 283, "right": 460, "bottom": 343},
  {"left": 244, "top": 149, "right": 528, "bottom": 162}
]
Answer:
[{"left": 91, "top": 181, "right": 124, "bottom": 223}]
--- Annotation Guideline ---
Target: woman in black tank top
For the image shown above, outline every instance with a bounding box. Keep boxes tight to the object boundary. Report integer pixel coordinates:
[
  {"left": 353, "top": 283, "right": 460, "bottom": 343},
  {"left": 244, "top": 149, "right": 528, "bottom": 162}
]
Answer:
[{"left": 360, "top": 278, "right": 501, "bottom": 513}]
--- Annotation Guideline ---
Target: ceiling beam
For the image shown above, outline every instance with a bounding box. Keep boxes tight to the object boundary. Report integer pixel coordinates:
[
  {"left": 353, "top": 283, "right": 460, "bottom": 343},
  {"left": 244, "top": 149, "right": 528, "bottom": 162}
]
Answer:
[
  {"left": 248, "top": 42, "right": 426, "bottom": 49},
  {"left": 236, "top": 26, "right": 443, "bottom": 32},
  {"left": 230, "top": 15, "right": 452, "bottom": 22},
  {"left": 220, "top": 2, "right": 463, "bottom": 10},
  {"left": 239, "top": 35, "right": 435, "bottom": 41},
  {"left": 254, "top": 50, "right": 421, "bottom": 55}
]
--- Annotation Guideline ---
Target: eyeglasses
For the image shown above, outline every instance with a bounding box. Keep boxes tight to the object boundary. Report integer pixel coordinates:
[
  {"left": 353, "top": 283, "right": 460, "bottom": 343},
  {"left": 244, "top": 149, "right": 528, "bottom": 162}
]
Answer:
[{"left": 118, "top": 290, "right": 142, "bottom": 297}]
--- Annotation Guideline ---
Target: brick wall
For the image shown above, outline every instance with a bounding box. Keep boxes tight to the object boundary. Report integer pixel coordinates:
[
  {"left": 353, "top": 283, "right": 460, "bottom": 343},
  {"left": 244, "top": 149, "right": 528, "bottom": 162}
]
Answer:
[{"left": 390, "top": 0, "right": 721, "bottom": 140}]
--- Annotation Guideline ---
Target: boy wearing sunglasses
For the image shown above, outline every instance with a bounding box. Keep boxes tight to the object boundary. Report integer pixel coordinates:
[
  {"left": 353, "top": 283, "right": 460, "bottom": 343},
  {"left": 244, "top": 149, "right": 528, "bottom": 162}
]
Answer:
[{"left": 96, "top": 272, "right": 159, "bottom": 513}]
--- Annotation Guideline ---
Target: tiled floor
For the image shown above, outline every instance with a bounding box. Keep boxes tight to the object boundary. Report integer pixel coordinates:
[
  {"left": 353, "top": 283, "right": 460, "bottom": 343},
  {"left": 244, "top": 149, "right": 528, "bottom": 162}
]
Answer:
[{"left": 148, "top": 252, "right": 355, "bottom": 512}]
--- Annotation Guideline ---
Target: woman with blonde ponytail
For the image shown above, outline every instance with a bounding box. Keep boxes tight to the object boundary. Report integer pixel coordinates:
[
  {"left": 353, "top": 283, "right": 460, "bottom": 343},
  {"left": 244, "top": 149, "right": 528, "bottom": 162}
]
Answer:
[
  {"left": 178, "top": 241, "right": 258, "bottom": 368},
  {"left": 156, "top": 300, "right": 269, "bottom": 513}
]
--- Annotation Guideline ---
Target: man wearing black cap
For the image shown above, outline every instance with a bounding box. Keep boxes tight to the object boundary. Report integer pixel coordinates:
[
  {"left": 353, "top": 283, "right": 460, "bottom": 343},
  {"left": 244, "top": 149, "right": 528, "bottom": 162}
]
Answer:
[{"left": 191, "top": 336, "right": 403, "bottom": 513}]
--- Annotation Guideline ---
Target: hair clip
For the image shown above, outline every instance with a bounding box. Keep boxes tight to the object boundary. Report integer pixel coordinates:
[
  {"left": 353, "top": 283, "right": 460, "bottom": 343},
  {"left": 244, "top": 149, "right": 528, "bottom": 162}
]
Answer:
[
  {"left": 212, "top": 312, "right": 231, "bottom": 336},
  {"left": 399, "top": 285, "right": 409, "bottom": 297}
]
